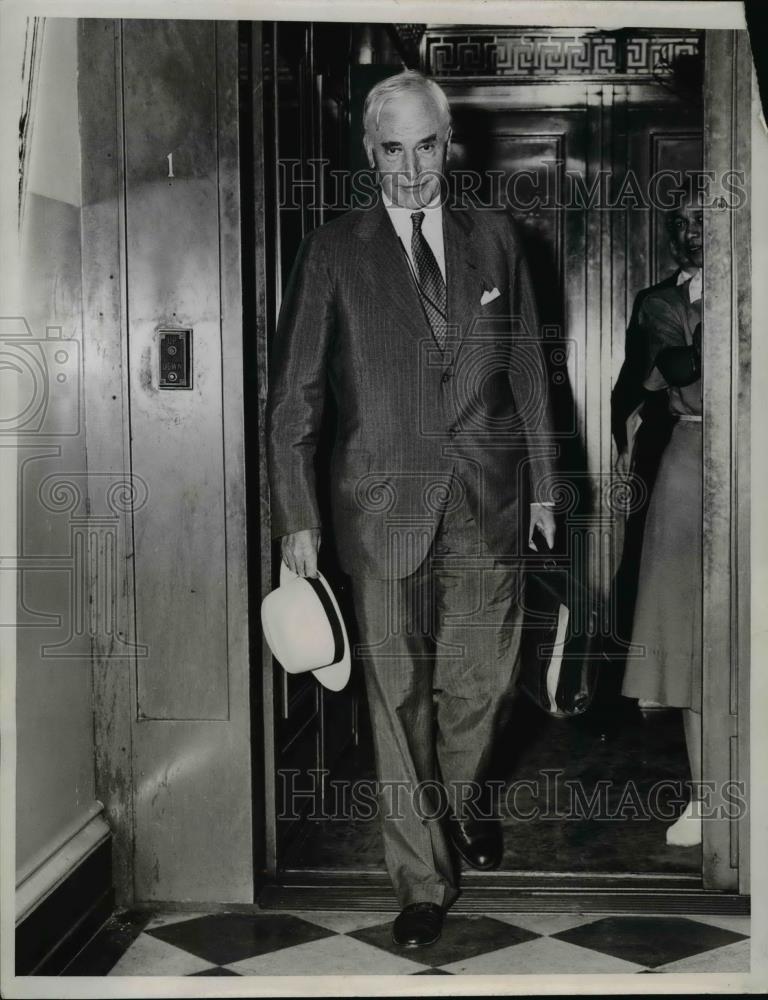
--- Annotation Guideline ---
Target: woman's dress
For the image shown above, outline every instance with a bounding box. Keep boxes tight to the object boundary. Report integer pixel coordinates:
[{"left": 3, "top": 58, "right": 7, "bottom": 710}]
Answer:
[{"left": 621, "top": 278, "right": 702, "bottom": 711}]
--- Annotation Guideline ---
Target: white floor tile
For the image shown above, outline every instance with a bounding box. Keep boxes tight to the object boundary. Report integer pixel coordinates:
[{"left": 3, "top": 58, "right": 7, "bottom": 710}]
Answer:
[
  {"left": 227, "top": 931, "right": 430, "bottom": 976},
  {"left": 108, "top": 933, "right": 213, "bottom": 976},
  {"left": 682, "top": 913, "right": 751, "bottom": 936},
  {"left": 440, "top": 934, "right": 644, "bottom": 975},
  {"left": 493, "top": 912, "right": 600, "bottom": 936},
  {"left": 283, "top": 910, "right": 391, "bottom": 934},
  {"left": 654, "top": 938, "right": 750, "bottom": 974},
  {"left": 143, "top": 911, "right": 209, "bottom": 930}
]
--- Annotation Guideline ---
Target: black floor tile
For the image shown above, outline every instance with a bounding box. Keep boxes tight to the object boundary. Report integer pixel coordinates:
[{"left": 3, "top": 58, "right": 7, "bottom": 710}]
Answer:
[
  {"left": 145, "top": 913, "right": 333, "bottom": 966},
  {"left": 553, "top": 915, "right": 748, "bottom": 969},
  {"left": 349, "top": 914, "right": 538, "bottom": 967},
  {"left": 62, "top": 909, "right": 154, "bottom": 975}
]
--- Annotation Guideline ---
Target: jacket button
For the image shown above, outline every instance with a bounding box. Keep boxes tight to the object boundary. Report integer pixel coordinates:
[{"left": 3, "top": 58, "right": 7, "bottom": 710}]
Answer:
[{"left": 441, "top": 371, "right": 452, "bottom": 383}]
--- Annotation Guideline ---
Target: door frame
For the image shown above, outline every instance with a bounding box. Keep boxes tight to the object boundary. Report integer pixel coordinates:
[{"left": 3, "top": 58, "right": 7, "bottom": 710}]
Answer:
[
  {"left": 248, "top": 24, "right": 752, "bottom": 909},
  {"left": 700, "top": 28, "right": 751, "bottom": 894}
]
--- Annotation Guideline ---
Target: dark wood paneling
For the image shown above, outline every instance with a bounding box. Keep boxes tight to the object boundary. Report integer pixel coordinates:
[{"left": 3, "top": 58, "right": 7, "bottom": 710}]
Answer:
[{"left": 259, "top": 21, "right": 360, "bottom": 876}]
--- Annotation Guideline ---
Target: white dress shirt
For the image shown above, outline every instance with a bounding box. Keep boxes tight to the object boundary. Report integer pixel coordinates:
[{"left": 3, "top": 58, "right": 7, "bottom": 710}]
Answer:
[
  {"left": 677, "top": 267, "right": 702, "bottom": 303},
  {"left": 382, "top": 191, "right": 446, "bottom": 283}
]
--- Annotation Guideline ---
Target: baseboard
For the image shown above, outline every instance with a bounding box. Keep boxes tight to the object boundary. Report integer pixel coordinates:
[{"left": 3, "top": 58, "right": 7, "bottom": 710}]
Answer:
[{"left": 16, "top": 825, "right": 114, "bottom": 975}]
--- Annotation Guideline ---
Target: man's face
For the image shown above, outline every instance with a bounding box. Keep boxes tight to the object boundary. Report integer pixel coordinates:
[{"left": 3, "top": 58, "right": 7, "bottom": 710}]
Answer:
[
  {"left": 365, "top": 90, "right": 449, "bottom": 210},
  {"left": 668, "top": 201, "right": 704, "bottom": 271}
]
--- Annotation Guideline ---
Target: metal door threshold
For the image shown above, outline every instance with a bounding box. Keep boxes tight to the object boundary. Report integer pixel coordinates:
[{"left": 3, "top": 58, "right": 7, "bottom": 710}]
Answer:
[{"left": 258, "top": 869, "right": 749, "bottom": 914}]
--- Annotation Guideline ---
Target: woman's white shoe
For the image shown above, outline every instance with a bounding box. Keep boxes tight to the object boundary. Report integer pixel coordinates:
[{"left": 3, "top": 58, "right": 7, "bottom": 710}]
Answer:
[{"left": 665, "top": 800, "right": 702, "bottom": 847}]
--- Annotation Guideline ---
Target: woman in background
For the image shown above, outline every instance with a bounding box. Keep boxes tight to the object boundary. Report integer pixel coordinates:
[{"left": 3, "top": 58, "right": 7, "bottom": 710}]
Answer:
[{"left": 621, "top": 181, "right": 704, "bottom": 847}]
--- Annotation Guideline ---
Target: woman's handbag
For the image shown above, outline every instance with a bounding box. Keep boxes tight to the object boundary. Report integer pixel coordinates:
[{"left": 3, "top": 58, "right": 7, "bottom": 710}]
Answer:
[{"left": 518, "top": 528, "right": 604, "bottom": 718}]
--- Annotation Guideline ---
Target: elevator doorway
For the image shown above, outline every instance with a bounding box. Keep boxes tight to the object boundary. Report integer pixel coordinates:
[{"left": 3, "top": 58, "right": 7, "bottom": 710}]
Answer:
[{"left": 245, "top": 22, "right": 750, "bottom": 910}]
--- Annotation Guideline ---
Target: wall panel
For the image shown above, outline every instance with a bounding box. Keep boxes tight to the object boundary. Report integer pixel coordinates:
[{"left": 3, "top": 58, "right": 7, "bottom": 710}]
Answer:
[{"left": 122, "top": 19, "right": 229, "bottom": 721}]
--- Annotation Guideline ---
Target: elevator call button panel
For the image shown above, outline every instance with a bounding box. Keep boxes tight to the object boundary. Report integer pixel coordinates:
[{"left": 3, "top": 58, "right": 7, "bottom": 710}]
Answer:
[{"left": 158, "top": 328, "right": 192, "bottom": 388}]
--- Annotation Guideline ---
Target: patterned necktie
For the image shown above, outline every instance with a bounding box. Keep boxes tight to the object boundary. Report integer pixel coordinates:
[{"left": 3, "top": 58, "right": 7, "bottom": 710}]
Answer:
[{"left": 410, "top": 211, "right": 447, "bottom": 349}]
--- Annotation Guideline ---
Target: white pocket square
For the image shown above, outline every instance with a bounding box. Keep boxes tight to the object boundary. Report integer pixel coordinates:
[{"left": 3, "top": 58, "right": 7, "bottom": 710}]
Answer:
[{"left": 480, "top": 287, "right": 501, "bottom": 305}]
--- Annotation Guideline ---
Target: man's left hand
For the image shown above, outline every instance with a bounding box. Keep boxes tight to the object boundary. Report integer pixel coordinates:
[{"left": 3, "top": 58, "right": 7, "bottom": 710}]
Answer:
[{"left": 529, "top": 503, "right": 556, "bottom": 551}]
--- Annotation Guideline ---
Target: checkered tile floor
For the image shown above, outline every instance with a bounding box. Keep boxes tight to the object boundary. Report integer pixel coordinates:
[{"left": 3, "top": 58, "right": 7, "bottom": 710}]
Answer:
[{"left": 64, "top": 908, "right": 750, "bottom": 976}]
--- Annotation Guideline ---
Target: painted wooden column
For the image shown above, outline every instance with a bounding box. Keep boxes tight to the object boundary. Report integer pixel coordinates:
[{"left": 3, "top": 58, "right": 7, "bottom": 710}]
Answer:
[
  {"left": 81, "top": 19, "right": 254, "bottom": 903},
  {"left": 701, "top": 28, "right": 751, "bottom": 894}
]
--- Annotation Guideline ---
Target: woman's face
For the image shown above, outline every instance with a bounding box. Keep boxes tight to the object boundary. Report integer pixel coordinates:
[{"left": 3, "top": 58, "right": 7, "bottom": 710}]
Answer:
[{"left": 668, "top": 202, "right": 704, "bottom": 272}]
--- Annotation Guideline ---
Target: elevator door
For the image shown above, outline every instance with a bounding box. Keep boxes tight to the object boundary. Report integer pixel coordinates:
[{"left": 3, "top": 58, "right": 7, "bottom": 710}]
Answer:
[
  {"left": 449, "top": 97, "right": 589, "bottom": 519},
  {"left": 256, "top": 21, "right": 361, "bottom": 878},
  {"left": 256, "top": 31, "right": 747, "bottom": 900},
  {"left": 447, "top": 84, "right": 703, "bottom": 590}
]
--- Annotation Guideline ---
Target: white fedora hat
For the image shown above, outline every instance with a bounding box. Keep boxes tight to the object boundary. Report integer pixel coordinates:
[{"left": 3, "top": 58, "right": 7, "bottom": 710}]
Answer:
[{"left": 260, "top": 562, "right": 351, "bottom": 692}]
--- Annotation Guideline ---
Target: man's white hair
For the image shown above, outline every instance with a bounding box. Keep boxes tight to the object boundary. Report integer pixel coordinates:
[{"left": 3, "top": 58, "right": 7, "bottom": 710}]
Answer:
[{"left": 362, "top": 70, "right": 451, "bottom": 143}]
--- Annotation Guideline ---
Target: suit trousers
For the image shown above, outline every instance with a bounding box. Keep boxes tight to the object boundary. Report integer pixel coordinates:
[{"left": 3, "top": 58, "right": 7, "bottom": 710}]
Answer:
[{"left": 349, "top": 490, "right": 525, "bottom": 908}]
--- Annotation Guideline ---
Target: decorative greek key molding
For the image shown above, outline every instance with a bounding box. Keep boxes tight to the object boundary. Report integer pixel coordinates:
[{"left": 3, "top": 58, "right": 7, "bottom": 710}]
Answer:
[{"left": 423, "top": 29, "right": 702, "bottom": 79}]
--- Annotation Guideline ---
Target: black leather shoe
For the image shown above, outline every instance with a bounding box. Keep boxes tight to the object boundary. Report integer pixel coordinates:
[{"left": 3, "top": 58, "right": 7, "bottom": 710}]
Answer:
[
  {"left": 446, "top": 812, "right": 503, "bottom": 870},
  {"left": 392, "top": 902, "right": 443, "bottom": 947}
]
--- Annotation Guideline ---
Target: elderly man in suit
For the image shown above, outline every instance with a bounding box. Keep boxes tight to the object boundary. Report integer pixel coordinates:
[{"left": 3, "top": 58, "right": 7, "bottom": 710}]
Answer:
[{"left": 267, "top": 70, "right": 556, "bottom": 947}]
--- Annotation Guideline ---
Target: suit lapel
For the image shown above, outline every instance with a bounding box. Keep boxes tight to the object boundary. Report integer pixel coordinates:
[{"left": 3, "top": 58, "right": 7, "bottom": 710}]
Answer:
[
  {"left": 354, "top": 200, "right": 433, "bottom": 340},
  {"left": 443, "top": 207, "right": 481, "bottom": 346},
  {"left": 354, "top": 199, "right": 485, "bottom": 347}
]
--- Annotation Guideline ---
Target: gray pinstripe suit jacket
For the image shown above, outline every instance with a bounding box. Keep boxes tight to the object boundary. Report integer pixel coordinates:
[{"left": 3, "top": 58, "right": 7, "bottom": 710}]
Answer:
[{"left": 267, "top": 198, "right": 557, "bottom": 580}]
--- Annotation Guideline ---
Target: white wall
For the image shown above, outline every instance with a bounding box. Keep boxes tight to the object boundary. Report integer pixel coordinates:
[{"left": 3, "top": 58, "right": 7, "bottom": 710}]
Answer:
[{"left": 10, "top": 17, "right": 103, "bottom": 903}]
